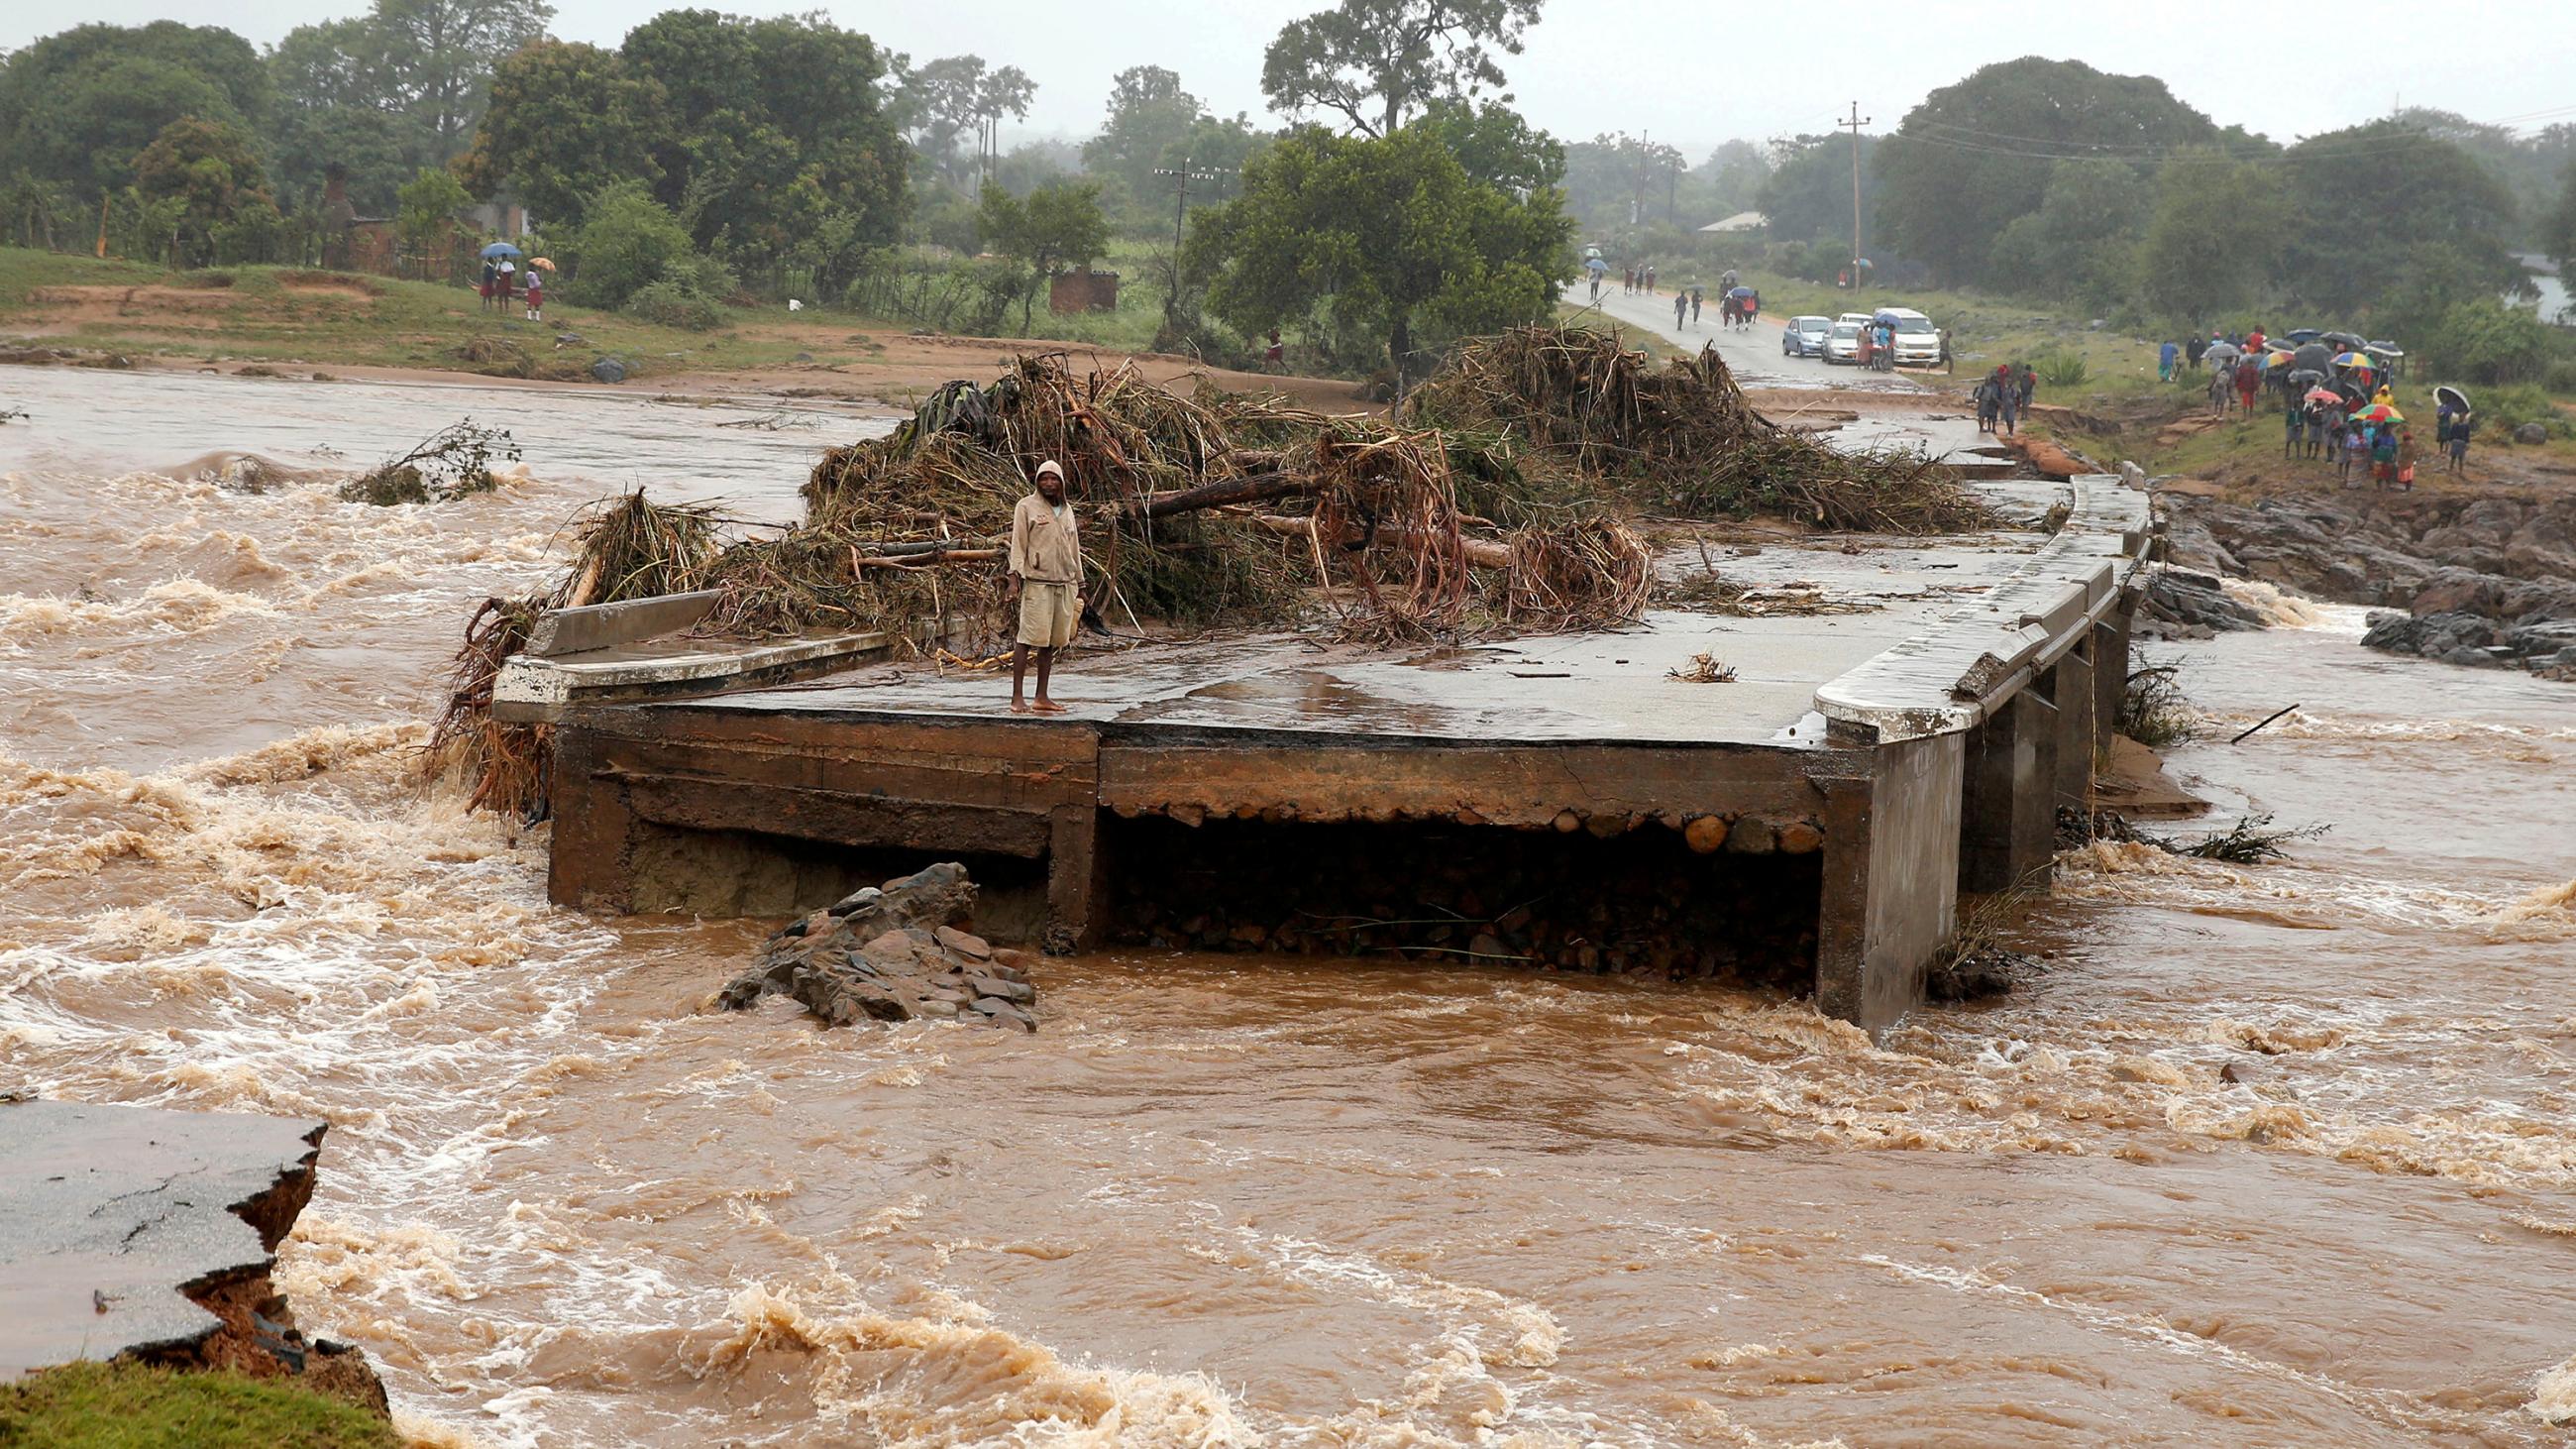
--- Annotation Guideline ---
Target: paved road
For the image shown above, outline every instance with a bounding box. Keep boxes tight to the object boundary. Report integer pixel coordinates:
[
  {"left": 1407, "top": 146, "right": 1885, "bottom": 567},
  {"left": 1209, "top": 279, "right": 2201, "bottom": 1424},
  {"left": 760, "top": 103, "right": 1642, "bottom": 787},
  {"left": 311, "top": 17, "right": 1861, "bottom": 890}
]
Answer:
[{"left": 1576, "top": 281, "right": 1928, "bottom": 394}]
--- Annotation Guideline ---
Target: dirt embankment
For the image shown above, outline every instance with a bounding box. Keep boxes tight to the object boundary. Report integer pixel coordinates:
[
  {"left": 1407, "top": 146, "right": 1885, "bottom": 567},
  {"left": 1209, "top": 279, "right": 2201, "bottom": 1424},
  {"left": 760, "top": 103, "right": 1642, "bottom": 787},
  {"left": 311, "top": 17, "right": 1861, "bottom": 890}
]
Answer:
[{"left": 0, "top": 277, "right": 1368, "bottom": 415}]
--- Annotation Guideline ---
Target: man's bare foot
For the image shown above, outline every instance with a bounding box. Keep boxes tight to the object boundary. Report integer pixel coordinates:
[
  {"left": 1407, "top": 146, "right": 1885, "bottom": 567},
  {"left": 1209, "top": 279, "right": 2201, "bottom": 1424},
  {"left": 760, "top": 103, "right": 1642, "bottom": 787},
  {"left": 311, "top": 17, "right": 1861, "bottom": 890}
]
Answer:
[
  {"left": 1010, "top": 700, "right": 1032, "bottom": 714},
  {"left": 1032, "top": 700, "right": 1069, "bottom": 715}
]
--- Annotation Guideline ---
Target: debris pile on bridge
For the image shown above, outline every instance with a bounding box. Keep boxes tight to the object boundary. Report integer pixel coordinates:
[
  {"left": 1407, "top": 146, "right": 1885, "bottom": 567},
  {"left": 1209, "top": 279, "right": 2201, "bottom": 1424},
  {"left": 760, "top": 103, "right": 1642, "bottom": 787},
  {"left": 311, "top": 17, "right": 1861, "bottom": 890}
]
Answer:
[
  {"left": 1402, "top": 325, "right": 1990, "bottom": 533},
  {"left": 432, "top": 334, "right": 1989, "bottom": 819},
  {"left": 718, "top": 863, "right": 1041, "bottom": 1031}
]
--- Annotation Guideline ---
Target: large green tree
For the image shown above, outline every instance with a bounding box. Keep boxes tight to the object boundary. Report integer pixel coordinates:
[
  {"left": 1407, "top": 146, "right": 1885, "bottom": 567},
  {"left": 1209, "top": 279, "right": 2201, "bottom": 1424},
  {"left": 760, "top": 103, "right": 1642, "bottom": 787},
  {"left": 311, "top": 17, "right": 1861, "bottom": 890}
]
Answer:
[
  {"left": 2133, "top": 150, "right": 2288, "bottom": 319},
  {"left": 267, "top": 0, "right": 549, "bottom": 212},
  {"left": 1562, "top": 132, "right": 1685, "bottom": 234},
  {"left": 1985, "top": 160, "right": 2150, "bottom": 309},
  {"left": 457, "top": 41, "right": 665, "bottom": 228},
  {"left": 0, "top": 23, "right": 270, "bottom": 200},
  {"left": 131, "top": 114, "right": 273, "bottom": 265},
  {"left": 2276, "top": 120, "right": 2522, "bottom": 318},
  {"left": 1188, "top": 122, "right": 1569, "bottom": 384},
  {"left": 1755, "top": 133, "right": 1878, "bottom": 249},
  {"left": 1260, "top": 0, "right": 1543, "bottom": 139},
  {"left": 1878, "top": 57, "right": 2228, "bottom": 286},
  {"left": 1083, "top": 66, "right": 1206, "bottom": 202}
]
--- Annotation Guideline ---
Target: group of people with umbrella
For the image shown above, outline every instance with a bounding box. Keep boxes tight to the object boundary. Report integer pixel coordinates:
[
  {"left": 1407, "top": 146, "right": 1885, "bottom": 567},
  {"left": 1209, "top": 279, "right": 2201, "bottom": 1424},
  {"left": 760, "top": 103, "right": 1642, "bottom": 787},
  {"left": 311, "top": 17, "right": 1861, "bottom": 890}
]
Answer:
[
  {"left": 478, "top": 241, "right": 554, "bottom": 322},
  {"left": 2169, "top": 324, "right": 2477, "bottom": 488}
]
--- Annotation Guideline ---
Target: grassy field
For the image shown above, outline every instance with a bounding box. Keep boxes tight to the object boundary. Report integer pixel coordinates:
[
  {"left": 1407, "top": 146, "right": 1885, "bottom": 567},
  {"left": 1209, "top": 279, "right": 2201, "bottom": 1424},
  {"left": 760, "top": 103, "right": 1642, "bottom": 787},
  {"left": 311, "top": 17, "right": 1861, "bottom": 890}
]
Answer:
[
  {"left": 0, "top": 248, "right": 900, "bottom": 380},
  {"left": 0, "top": 1362, "right": 393, "bottom": 1448}
]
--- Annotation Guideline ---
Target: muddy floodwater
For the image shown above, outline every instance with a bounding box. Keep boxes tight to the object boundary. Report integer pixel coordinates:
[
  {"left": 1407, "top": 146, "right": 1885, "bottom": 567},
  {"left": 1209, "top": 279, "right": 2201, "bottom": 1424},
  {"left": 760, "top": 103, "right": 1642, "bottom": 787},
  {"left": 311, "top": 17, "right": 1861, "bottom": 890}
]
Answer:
[{"left": 3, "top": 370, "right": 2572, "bottom": 1447}]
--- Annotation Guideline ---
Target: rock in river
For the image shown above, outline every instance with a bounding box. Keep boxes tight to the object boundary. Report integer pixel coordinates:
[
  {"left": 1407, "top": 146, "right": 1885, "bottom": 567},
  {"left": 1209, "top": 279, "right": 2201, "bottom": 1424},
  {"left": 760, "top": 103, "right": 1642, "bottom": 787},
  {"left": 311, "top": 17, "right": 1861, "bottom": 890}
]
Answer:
[{"left": 717, "top": 862, "right": 1039, "bottom": 1031}]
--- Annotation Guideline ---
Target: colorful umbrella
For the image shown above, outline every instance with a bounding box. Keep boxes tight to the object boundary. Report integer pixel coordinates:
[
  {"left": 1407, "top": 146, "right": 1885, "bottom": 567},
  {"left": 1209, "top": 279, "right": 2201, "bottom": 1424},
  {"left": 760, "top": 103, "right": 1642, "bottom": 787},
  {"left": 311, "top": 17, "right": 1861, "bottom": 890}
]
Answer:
[
  {"left": 2331, "top": 351, "right": 2372, "bottom": 368},
  {"left": 2350, "top": 403, "right": 2402, "bottom": 424},
  {"left": 528, "top": 257, "right": 557, "bottom": 273},
  {"left": 2267, "top": 350, "right": 2296, "bottom": 367},
  {"left": 2304, "top": 387, "right": 2343, "bottom": 406}
]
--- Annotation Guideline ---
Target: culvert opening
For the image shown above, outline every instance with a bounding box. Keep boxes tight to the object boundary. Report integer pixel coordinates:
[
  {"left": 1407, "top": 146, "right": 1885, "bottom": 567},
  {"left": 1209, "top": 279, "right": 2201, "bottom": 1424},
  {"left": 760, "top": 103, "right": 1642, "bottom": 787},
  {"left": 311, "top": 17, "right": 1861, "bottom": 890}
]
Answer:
[
  {"left": 627, "top": 823, "right": 1047, "bottom": 938},
  {"left": 1105, "top": 816, "right": 1820, "bottom": 992}
]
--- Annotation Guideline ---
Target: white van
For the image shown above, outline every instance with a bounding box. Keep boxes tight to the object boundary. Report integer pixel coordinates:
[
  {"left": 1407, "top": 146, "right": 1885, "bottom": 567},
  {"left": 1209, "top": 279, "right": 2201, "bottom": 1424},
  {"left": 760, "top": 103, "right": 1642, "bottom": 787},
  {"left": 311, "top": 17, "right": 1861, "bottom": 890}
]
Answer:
[{"left": 1879, "top": 307, "right": 1941, "bottom": 367}]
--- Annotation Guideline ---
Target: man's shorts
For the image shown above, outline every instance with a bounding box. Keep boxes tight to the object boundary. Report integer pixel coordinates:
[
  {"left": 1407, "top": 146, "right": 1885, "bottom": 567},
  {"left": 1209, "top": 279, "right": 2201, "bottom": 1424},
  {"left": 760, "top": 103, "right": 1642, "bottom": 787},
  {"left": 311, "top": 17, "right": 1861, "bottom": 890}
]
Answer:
[{"left": 1018, "top": 581, "right": 1077, "bottom": 648}]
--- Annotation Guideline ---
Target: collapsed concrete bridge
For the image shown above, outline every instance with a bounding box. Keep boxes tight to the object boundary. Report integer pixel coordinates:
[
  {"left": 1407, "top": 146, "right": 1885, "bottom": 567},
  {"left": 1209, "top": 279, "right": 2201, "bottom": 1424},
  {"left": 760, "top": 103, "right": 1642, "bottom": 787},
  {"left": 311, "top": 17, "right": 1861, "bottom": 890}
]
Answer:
[{"left": 513, "top": 474, "right": 2149, "bottom": 1032}]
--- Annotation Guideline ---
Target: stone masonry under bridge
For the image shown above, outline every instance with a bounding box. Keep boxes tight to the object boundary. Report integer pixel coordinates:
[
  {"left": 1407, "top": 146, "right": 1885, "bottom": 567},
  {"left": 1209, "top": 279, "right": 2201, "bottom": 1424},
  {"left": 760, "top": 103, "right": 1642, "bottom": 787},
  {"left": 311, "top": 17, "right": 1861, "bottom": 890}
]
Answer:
[{"left": 529, "top": 475, "right": 2150, "bottom": 1033}]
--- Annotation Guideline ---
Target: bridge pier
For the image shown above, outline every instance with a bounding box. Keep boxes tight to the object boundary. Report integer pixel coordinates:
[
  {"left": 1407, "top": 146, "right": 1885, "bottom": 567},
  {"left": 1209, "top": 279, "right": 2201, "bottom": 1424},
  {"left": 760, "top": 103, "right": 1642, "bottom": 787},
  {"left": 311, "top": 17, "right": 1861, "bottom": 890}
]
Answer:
[
  {"left": 2050, "top": 641, "right": 2096, "bottom": 814},
  {"left": 1958, "top": 686, "right": 2059, "bottom": 894}
]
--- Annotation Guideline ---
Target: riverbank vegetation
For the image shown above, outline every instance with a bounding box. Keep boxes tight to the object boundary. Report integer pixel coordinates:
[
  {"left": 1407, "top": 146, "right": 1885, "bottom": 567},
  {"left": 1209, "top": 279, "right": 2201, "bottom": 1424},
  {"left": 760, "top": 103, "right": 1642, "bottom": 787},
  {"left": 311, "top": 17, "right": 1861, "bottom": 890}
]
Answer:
[
  {"left": 12, "top": 10, "right": 2568, "bottom": 399},
  {"left": 0, "top": 1361, "right": 393, "bottom": 1449}
]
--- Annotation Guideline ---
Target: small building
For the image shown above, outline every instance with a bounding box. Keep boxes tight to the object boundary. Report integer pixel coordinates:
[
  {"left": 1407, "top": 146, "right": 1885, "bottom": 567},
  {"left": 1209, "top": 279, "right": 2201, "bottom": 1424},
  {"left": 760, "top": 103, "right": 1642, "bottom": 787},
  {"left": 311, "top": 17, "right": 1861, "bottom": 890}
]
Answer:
[
  {"left": 1049, "top": 267, "right": 1120, "bottom": 314},
  {"left": 1699, "top": 210, "right": 1769, "bottom": 236}
]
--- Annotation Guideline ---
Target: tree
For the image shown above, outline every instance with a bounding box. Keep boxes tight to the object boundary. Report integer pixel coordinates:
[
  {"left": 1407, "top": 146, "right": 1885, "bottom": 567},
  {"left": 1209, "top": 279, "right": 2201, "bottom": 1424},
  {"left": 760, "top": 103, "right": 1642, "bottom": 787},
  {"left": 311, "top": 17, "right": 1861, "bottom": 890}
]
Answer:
[
  {"left": 374, "top": 0, "right": 550, "bottom": 162},
  {"left": 457, "top": 41, "right": 667, "bottom": 229},
  {"left": 0, "top": 23, "right": 270, "bottom": 200},
  {"left": 1260, "top": 0, "right": 1543, "bottom": 139},
  {"left": 1561, "top": 132, "right": 1684, "bottom": 234},
  {"left": 891, "top": 54, "right": 1034, "bottom": 192},
  {"left": 2277, "top": 120, "right": 2522, "bottom": 318},
  {"left": 1984, "top": 160, "right": 2150, "bottom": 308},
  {"left": 2423, "top": 296, "right": 2553, "bottom": 385},
  {"left": 2133, "top": 150, "right": 2288, "bottom": 319},
  {"left": 1877, "top": 57, "right": 2227, "bottom": 286},
  {"left": 571, "top": 179, "right": 693, "bottom": 308},
  {"left": 977, "top": 178, "right": 1111, "bottom": 329},
  {"left": 131, "top": 114, "right": 273, "bottom": 265},
  {"left": 1189, "top": 122, "right": 1569, "bottom": 387},
  {"left": 1083, "top": 65, "right": 1207, "bottom": 202},
  {"left": 2545, "top": 152, "right": 2576, "bottom": 281},
  {"left": 267, "top": 18, "right": 409, "bottom": 211},
  {"left": 1756, "top": 134, "right": 1878, "bottom": 248},
  {"left": 1415, "top": 98, "right": 1561, "bottom": 195},
  {"left": 395, "top": 164, "right": 470, "bottom": 256}
]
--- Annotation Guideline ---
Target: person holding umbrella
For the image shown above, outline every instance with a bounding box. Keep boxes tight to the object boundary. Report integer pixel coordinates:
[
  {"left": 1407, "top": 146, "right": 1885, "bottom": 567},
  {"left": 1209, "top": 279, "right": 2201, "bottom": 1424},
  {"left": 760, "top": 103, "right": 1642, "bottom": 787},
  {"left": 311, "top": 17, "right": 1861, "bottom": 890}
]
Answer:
[{"left": 523, "top": 259, "right": 545, "bottom": 322}]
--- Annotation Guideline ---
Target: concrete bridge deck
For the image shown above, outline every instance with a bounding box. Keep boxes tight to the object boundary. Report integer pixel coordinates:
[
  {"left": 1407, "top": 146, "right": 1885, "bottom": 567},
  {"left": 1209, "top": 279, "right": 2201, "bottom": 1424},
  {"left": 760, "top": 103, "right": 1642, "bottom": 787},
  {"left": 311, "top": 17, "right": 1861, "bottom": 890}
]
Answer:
[{"left": 542, "top": 475, "right": 2150, "bottom": 1032}]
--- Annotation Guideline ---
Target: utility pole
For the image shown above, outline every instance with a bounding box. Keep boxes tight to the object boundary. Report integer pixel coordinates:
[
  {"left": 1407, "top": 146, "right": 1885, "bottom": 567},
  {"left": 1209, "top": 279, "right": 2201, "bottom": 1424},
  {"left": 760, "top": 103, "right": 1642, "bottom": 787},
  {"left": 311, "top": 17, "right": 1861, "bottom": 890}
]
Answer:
[
  {"left": 1840, "top": 102, "right": 1870, "bottom": 290},
  {"left": 1152, "top": 157, "right": 1231, "bottom": 325}
]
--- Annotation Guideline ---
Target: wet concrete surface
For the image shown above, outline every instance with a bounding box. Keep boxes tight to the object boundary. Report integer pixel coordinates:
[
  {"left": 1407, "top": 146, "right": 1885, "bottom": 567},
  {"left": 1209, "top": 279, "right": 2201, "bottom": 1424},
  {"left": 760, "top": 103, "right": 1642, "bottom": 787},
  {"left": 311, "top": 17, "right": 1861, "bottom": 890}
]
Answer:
[
  {"left": 702, "top": 523, "right": 2054, "bottom": 747},
  {"left": 0, "top": 1100, "right": 326, "bottom": 1376}
]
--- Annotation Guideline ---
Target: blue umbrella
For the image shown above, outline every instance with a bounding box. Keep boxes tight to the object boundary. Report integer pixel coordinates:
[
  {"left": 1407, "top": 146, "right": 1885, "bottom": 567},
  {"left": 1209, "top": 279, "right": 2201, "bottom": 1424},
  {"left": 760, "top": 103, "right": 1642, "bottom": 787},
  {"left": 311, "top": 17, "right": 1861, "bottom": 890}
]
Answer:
[{"left": 480, "top": 242, "right": 524, "bottom": 260}]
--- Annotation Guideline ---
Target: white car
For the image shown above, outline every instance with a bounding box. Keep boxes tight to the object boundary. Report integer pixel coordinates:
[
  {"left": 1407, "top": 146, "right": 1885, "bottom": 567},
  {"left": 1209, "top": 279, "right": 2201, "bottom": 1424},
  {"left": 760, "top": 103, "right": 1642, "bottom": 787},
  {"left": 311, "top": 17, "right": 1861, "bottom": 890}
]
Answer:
[
  {"left": 1823, "top": 320, "right": 1865, "bottom": 366},
  {"left": 1879, "top": 307, "right": 1941, "bottom": 368}
]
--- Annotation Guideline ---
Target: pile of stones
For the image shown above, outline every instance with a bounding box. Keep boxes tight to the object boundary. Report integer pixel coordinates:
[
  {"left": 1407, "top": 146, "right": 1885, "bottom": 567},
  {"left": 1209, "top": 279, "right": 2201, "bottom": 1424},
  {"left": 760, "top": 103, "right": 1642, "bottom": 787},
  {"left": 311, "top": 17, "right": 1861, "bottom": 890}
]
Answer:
[{"left": 718, "top": 862, "right": 1039, "bottom": 1031}]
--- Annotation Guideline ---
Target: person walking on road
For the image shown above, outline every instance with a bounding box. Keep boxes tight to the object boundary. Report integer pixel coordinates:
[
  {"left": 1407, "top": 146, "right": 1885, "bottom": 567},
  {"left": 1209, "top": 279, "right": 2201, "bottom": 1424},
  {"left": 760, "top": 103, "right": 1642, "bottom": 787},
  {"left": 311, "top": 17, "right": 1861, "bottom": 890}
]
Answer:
[
  {"left": 1938, "top": 329, "right": 1953, "bottom": 374},
  {"left": 1690, "top": 285, "right": 1703, "bottom": 325},
  {"left": 1674, "top": 289, "right": 1689, "bottom": 330},
  {"left": 1007, "top": 460, "right": 1082, "bottom": 716},
  {"left": 1644, "top": 266, "right": 1657, "bottom": 295},
  {"left": 2015, "top": 363, "right": 2036, "bottom": 413}
]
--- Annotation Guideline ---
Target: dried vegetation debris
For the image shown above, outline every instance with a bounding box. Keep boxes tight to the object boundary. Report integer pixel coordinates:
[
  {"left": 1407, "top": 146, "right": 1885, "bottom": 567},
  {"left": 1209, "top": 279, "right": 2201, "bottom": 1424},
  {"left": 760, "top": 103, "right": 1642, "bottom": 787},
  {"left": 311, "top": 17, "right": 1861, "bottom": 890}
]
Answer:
[{"left": 433, "top": 329, "right": 1994, "bottom": 816}]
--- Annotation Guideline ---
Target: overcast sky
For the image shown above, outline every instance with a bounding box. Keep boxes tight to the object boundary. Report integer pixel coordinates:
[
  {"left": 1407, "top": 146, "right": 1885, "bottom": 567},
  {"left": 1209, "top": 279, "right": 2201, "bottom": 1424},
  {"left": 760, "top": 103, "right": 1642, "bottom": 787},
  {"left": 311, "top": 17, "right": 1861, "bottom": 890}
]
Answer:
[{"left": 13, "top": 1, "right": 2574, "bottom": 160}]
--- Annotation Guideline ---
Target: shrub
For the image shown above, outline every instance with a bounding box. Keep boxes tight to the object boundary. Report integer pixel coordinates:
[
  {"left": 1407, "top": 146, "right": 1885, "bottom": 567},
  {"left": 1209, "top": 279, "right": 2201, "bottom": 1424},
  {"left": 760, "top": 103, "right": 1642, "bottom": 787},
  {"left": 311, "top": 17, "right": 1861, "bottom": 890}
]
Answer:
[
  {"left": 573, "top": 180, "right": 692, "bottom": 309},
  {"left": 2424, "top": 297, "right": 2552, "bottom": 386},
  {"left": 2544, "top": 359, "right": 2576, "bottom": 395},
  {"left": 2474, "top": 384, "right": 2568, "bottom": 439},
  {"left": 624, "top": 280, "right": 725, "bottom": 331},
  {"left": 2033, "top": 349, "right": 2092, "bottom": 388}
]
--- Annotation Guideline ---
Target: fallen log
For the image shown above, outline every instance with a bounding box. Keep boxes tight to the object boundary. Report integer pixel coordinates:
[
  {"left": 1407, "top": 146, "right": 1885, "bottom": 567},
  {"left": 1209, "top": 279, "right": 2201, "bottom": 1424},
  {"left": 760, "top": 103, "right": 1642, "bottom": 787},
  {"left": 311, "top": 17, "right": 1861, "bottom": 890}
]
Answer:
[
  {"left": 1247, "top": 513, "right": 1512, "bottom": 570},
  {"left": 848, "top": 545, "right": 1004, "bottom": 571},
  {"left": 1122, "top": 472, "right": 1311, "bottom": 519}
]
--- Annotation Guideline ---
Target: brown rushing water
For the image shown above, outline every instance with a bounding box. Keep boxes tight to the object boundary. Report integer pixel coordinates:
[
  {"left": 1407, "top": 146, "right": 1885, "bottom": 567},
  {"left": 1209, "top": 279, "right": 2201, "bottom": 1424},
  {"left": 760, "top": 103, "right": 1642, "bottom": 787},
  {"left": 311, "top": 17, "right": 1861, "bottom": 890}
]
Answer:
[{"left": 3, "top": 369, "right": 2572, "bottom": 1448}]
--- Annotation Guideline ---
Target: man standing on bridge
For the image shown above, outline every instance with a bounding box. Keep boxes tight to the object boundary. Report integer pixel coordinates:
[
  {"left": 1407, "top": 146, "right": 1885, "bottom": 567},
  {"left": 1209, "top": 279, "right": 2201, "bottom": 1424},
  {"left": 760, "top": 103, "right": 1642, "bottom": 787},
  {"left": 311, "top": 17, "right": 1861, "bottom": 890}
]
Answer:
[{"left": 1007, "top": 459, "right": 1082, "bottom": 715}]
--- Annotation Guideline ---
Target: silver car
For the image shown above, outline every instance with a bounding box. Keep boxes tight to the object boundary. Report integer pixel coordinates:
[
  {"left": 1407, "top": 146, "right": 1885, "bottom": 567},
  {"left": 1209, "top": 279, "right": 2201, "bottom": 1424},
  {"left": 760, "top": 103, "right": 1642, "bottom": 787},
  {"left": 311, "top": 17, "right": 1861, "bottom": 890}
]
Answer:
[
  {"left": 1782, "top": 315, "right": 1833, "bottom": 358},
  {"left": 1823, "top": 320, "right": 1865, "bottom": 366}
]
